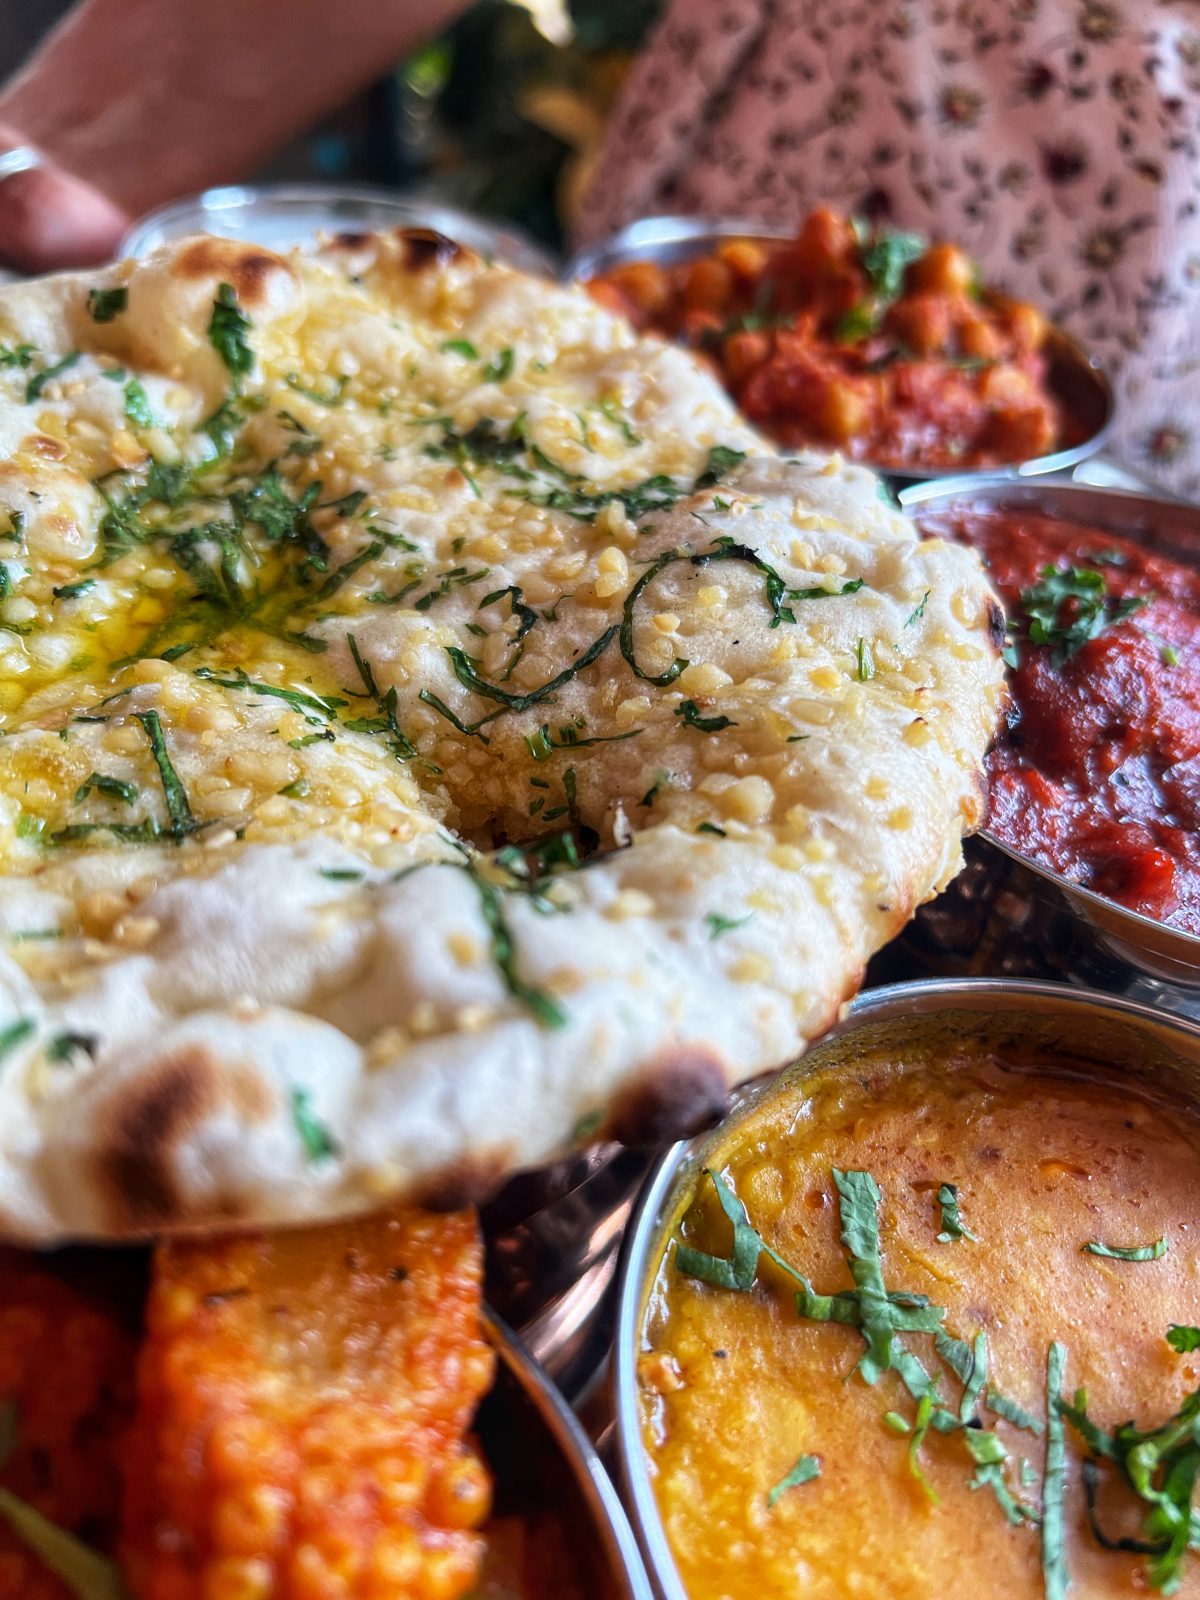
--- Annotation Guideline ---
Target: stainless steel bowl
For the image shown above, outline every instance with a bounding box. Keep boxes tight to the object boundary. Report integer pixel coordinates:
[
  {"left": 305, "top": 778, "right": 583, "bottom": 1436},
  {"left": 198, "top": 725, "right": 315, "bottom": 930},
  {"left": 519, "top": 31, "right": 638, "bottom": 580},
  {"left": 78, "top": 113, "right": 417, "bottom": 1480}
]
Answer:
[
  {"left": 565, "top": 215, "right": 1113, "bottom": 484},
  {"left": 610, "top": 977, "right": 1200, "bottom": 1600},
  {"left": 122, "top": 183, "right": 558, "bottom": 277},
  {"left": 901, "top": 477, "right": 1200, "bottom": 1013},
  {"left": 485, "top": 1309, "right": 651, "bottom": 1598}
]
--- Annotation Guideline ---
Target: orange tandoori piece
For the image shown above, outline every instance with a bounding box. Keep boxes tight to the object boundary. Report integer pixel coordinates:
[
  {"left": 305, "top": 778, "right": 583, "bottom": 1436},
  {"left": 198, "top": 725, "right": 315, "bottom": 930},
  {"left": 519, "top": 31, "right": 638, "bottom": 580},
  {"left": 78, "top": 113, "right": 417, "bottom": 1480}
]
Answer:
[{"left": 121, "top": 1208, "right": 495, "bottom": 1600}]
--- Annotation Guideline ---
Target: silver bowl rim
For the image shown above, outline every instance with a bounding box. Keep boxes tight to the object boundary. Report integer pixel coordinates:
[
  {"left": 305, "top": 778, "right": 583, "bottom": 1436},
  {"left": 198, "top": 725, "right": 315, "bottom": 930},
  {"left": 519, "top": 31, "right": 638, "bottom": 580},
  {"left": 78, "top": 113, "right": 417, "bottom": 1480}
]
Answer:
[
  {"left": 487, "top": 1307, "right": 653, "bottom": 1599},
  {"left": 609, "top": 975, "right": 1200, "bottom": 1600},
  {"left": 563, "top": 213, "right": 1114, "bottom": 483},
  {"left": 121, "top": 182, "right": 558, "bottom": 277},
  {"left": 903, "top": 474, "right": 1200, "bottom": 974}
]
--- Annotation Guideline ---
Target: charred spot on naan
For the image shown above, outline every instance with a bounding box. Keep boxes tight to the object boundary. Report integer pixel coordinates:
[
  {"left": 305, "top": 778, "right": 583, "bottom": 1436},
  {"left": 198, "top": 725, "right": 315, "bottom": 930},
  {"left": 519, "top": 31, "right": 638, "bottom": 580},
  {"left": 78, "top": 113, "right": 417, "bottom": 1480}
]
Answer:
[
  {"left": 603, "top": 1045, "right": 731, "bottom": 1147},
  {"left": 398, "top": 227, "right": 468, "bottom": 272},
  {"left": 95, "top": 1047, "right": 274, "bottom": 1232},
  {"left": 172, "top": 237, "right": 295, "bottom": 311}
]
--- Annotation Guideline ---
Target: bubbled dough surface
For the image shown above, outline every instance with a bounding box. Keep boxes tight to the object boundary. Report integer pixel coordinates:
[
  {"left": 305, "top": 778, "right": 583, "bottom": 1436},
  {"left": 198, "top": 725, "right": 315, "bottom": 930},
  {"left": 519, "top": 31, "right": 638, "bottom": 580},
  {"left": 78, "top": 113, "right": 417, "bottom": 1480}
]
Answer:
[{"left": 0, "top": 232, "right": 1005, "bottom": 1240}]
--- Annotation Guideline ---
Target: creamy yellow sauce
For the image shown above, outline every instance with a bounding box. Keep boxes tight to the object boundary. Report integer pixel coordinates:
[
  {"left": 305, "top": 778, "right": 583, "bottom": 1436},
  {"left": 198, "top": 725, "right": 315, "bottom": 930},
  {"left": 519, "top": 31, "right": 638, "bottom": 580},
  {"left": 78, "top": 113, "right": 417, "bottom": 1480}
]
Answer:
[{"left": 640, "top": 1040, "right": 1200, "bottom": 1598}]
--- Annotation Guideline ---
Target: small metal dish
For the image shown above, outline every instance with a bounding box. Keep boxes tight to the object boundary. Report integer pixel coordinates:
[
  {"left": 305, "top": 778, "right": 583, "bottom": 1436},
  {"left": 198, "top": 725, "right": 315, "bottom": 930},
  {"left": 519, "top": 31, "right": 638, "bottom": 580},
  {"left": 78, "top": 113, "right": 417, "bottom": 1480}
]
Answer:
[
  {"left": 902, "top": 477, "right": 1200, "bottom": 1013},
  {"left": 122, "top": 182, "right": 558, "bottom": 277},
  {"left": 484, "top": 1309, "right": 651, "bottom": 1598},
  {"left": 565, "top": 214, "right": 1113, "bottom": 485},
  {"left": 610, "top": 977, "right": 1200, "bottom": 1600}
]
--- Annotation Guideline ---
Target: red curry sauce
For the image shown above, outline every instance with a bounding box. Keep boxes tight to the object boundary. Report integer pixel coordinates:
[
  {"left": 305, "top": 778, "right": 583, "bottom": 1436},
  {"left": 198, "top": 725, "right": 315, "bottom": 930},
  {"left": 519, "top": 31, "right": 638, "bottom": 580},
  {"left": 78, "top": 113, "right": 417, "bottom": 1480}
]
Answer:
[{"left": 920, "top": 505, "right": 1200, "bottom": 933}]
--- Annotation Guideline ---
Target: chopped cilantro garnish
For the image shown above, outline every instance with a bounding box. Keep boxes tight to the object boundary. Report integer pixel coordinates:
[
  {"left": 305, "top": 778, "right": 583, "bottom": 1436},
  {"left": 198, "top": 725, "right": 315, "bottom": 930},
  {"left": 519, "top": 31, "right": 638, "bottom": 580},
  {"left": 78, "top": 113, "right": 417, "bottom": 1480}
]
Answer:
[
  {"left": 0, "top": 1020, "right": 35, "bottom": 1063},
  {"left": 705, "top": 911, "right": 754, "bottom": 939},
  {"left": 284, "top": 372, "right": 347, "bottom": 406},
  {"left": 25, "top": 350, "right": 80, "bottom": 404},
  {"left": 46, "top": 1032, "right": 97, "bottom": 1062},
  {"left": 836, "top": 301, "right": 878, "bottom": 343},
  {"left": 905, "top": 590, "right": 932, "bottom": 628},
  {"left": 641, "top": 770, "right": 671, "bottom": 807},
  {"left": 290, "top": 1087, "right": 338, "bottom": 1163},
  {"left": 676, "top": 699, "right": 734, "bottom": 733},
  {"left": 194, "top": 667, "right": 345, "bottom": 723},
  {"left": 52, "top": 579, "right": 96, "bottom": 601},
  {"left": 123, "top": 376, "right": 154, "bottom": 428},
  {"left": 443, "top": 628, "right": 618, "bottom": 727},
  {"left": 860, "top": 227, "right": 926, "bottom": 302},
  {"left": 1042, "top": 1342, "right": 1070, "bottom": 1600},
  {"left": 439, "top": 339, "right": 479, "bottom": 359},
  {"left": 135, "top": 710, "right": 195, "bottom": 839},
  {"left": 482, "top": 346, "right": 515, "bottom": 382},
  {"left": 1082, "top": 1237, "right": 1167, "bottom": 1261},
  {"left": 598, "top": 396, "right": 641, "bottom": 445},
  {"left": 696, "top": 445, "right": 747, "bottom": 487},
  {"left": 344, "top": 634, "right": 418, "bottom": 762},
  {"left": 1019, "top": 564, "right": 1151, "bottom": 665},
  {"left": 208, "top": 284, "right": 253, "bottom": 386},
  {"left": 413, "top": 565, "right": 490, "bottom": 613},
  {"left": 1167, "top": 1326, "right": 1200, "bottom": 1354},
  {"left": 936, "top": 1182, "right": 977, "bottom": 1243},
  {"left": 855, "top": 638, "right": 875, "bottom": 681},
  {"left": 75, "top": 773, "right": 137, "bottom": 807},
  {"left": 767, "top": 1453, "right": 821, "bottom": 1507},
  {"left": 86, "top": 287, "right": 128, "bottom": 322}
]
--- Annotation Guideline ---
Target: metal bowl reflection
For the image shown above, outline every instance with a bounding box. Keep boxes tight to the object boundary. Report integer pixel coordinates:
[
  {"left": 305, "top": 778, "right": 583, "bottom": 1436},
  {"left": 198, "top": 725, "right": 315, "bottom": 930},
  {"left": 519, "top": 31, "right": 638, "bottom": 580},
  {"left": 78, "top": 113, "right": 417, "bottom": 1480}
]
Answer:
[
  {"left": 123, "top": 183, "right": 557, "bottom": 277},
  {"left": 485, "top": 1309, "right": 651, "bottom": 1599}
]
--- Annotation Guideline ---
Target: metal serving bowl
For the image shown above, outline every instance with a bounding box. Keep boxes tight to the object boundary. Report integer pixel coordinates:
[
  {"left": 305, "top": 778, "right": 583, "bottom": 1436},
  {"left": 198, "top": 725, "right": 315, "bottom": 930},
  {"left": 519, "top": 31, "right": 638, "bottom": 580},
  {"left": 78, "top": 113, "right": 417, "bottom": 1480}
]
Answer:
[
  {"left": 484, "top": 1309, "right": 651, "bottom": 1598},
  {"left": 610, "top": 977, "right": 1200, "bottom": 1600},
  {"left": 122, "top": 182, "right": 558, "bottom": 277},
  {"left": 564, "top": 214, "right": 1113, "bottom": 485},
  {"left": 900, "top": 478, "right": 1200, "bottom": 1015}
]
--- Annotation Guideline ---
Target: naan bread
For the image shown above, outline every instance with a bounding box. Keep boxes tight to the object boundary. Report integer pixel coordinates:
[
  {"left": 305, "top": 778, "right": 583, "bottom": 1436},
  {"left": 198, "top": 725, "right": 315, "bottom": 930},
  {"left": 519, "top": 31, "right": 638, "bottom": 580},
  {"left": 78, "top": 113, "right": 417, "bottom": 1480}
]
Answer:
[{"left": 0, "top": 230, "right": 1005, "bottom": 1241}]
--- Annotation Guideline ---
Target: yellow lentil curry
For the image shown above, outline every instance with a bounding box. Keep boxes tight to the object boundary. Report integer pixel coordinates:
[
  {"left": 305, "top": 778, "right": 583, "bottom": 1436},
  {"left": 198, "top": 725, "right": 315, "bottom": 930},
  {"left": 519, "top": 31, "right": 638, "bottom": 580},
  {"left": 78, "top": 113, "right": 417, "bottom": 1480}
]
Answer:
[{"left": 639, "top": 1035, "right": 1200, "bottom": 1598}]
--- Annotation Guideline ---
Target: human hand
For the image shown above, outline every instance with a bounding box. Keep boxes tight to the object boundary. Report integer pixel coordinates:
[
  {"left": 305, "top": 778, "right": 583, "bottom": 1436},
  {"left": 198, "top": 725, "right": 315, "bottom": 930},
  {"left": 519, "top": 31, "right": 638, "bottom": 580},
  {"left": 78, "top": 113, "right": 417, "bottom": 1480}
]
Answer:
[{"left": 0, "top": 136, "right": 129, "bottom": 275}]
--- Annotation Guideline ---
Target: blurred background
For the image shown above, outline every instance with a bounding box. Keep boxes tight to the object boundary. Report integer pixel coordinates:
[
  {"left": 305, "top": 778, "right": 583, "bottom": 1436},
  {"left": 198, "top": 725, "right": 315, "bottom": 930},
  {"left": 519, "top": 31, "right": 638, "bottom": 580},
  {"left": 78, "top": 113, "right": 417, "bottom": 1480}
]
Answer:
[{"left": 0, "top": 0, "right": 656, "bottom": 251}]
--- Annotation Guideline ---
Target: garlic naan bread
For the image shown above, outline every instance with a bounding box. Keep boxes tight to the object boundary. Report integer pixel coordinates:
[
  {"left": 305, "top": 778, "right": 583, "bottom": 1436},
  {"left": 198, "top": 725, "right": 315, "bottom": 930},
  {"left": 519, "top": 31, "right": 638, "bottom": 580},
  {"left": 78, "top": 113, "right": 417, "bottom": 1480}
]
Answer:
[{"left": 0, "top": 230, "right": 1005, "bottom": 1240}]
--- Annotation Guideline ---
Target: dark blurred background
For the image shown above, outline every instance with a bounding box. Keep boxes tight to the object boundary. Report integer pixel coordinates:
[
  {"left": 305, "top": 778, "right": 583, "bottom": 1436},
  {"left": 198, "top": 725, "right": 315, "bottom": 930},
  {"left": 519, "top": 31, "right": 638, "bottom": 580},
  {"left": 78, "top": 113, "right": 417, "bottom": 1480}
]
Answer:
[{"left": 0, "top": 0, "right": 659, "bottom": 248}]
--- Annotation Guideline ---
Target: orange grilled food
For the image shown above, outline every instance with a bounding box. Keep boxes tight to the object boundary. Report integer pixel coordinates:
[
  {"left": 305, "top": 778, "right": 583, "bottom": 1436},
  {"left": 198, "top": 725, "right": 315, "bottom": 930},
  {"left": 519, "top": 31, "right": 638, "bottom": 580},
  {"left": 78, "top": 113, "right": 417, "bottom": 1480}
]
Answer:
[
  {"left": 120, "top": 1209, "right": 495, "bottom": 1600},
  {"left": 587, "top": 206, "right": 1065, "bottom": 471},
  {"left": 0, "top": 1249, "right": 139, "bottom": 1600}
]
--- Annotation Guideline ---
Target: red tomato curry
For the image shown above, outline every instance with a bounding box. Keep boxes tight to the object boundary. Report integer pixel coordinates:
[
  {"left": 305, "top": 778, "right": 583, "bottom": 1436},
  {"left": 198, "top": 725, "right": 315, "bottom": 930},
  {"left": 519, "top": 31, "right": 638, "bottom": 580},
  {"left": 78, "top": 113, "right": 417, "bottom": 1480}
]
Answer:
[{"left": 921, "top": 504, "right": 1200, "bottom": 935}]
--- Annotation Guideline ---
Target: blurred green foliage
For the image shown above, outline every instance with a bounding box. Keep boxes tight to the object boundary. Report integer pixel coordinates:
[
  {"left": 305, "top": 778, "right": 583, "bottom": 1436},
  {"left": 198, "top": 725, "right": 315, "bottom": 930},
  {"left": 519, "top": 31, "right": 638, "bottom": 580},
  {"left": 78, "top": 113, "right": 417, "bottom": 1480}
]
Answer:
[{"left": 399, "top": 0, "right": 659, "bottom": 247}]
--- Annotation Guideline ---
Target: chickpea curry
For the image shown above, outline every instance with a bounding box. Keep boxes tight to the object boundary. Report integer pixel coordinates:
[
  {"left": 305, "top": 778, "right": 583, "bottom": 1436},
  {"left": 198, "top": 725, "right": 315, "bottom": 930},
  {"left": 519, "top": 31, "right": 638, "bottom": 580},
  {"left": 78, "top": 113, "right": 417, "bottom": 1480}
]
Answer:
[
  {"left": 587, "top": 208, "right": 1067, "bottom": 471},
  {"left": 0, "top": 1210, "right": 569, "bottom": 1600},
  {"left": 639, "top": 1035, "right": 1200, "bottom": 1598}
]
